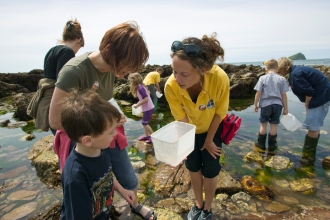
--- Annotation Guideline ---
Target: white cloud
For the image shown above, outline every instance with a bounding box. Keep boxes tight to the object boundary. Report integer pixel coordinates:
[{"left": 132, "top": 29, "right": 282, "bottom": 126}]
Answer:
[{"left": 0, "top": 0, "right": 329, "bottom": 72}]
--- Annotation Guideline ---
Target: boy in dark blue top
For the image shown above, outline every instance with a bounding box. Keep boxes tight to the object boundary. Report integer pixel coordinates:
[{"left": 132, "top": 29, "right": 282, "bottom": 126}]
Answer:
[
  {"left": 60, "top": 89, "right": 135, "bottom": 219},
  {"left": 278, "top": 57, "right": 330, "bottom": 163}
]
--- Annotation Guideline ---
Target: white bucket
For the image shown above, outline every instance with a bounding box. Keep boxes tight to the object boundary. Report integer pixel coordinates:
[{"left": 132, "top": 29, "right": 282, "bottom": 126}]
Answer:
[
  {"left": 156, "top": 91, "right": 163, "bottom": 98},
  {"left": 280, "top": 113, "right": 302, "bottom": 131},
  {"left": 132, "top": 105, "right": 143, "bottom": 116},
  {"left": 151, "top": 121, "right": 196, "bottom": 166}
]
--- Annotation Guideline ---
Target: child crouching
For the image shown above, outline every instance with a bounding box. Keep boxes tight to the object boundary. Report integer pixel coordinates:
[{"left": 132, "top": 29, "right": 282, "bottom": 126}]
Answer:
[{"left": 60, "top": 89, "right": 135, "bottom": 220}]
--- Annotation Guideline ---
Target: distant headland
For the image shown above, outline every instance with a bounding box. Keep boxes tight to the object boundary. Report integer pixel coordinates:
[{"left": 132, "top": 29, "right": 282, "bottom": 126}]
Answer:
[{"left": 289, "top": 52, "right": 306, "bottom": 60}]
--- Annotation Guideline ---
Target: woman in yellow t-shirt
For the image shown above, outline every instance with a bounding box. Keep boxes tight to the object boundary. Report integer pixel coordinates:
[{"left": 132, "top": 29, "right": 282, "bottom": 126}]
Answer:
[{"left": 164, "top": 33, "right": 229, "bottom": 220}]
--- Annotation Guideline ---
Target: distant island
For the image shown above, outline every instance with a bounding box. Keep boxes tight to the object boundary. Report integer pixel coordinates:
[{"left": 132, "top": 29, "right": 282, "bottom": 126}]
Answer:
[{"left": 289, "top": 52, "right": 306, "bottom": 60}]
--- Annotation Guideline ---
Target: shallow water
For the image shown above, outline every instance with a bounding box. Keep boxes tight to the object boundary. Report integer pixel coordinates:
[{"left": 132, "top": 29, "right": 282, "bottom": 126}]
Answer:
[{"left": 0, "top": 92, "right": 330, "bottom": 218}]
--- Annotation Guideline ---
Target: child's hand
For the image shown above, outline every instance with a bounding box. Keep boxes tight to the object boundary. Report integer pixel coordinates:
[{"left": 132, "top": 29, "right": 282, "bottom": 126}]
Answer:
[
  {"left": 283, "top": 109, "right": 288, "bottom": 115},
  {"left": 120, "top": 189, "right": 135, "bottom": 205},
  {"left": 133, "top": 104, "right": 138, "bottom": 108},
  {"left": 254, "top": 105, "right": 258, "bottom": 112}
]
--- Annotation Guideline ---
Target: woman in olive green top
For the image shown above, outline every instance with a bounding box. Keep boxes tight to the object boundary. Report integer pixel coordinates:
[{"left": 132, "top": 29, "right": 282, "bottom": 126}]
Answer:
[{"left": 49, "top": 21, "right": 157, "bottom": 220}]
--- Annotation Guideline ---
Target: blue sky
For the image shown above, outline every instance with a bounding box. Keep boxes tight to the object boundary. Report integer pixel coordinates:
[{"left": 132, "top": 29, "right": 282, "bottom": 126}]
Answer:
[{"left": 0, "top": 0, "right": 329, "bottom": 73}]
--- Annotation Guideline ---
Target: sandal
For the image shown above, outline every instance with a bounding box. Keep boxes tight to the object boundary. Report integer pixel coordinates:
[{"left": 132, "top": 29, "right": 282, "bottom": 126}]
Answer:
[
  {"left": 138, "top": 136, "right": 150, "bottom": 141},
  {"left": 146, "top": 137, "right": 152, "bottom": 144},
  {"left": 130, "top": 204, "right": 157, "bottom": 220}
]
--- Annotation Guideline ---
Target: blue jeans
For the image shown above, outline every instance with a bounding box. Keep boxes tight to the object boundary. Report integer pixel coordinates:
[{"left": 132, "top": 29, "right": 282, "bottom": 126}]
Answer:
[
  {"left": 303, "top": 100, "right": 330, "bottom": 131},
  {"left": 109, "top": 144, "right": 138, "bottom": 190}
]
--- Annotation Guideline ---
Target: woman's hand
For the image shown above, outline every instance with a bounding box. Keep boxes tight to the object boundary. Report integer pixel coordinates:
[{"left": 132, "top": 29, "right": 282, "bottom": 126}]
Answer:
[{"left": 201, "top": 140, "right": 222, "bottom": 159}]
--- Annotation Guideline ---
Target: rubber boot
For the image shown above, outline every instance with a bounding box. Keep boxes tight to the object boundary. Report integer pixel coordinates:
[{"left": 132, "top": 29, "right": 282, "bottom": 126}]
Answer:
[
  {"left": 153, "top": 99, "right": 158, "bottom": 110},
  {"left": 301, "top": 135, "right": 318, "bottom": 166},
  {"left": 255, "top": 133, "right": 266, "bottom": 152},
  {"left": 303, "top": 134, "right": 318, "bottom": 152},
  {"left": 268, "top": 134, "right": 278, "bottom": 152}
]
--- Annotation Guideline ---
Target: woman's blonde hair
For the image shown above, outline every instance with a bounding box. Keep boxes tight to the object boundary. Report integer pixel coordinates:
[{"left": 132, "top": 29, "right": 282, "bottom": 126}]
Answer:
[
  {"left": 99, "top": 21, "right": 149, "bottom": 75},
  {"left": 62, "top": 18, "right": 84, "bottom": 47},
  {"left": 278, "top": 57, "right": 292, "bottom": 72},
  {"left": 128, "top": 72, "right": 146, "bottom": 97}
]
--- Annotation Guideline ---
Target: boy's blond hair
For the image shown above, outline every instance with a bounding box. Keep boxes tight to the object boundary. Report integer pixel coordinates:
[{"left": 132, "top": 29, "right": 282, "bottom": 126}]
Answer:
[{"left": 264, "top": 59, "right": 278, "bottom": 70}]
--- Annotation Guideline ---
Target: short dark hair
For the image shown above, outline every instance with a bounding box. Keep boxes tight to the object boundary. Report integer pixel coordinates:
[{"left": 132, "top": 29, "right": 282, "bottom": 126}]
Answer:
[
  {"left": 99, "top": 21, "right": 149, "bottom": 74},
  {"left": 156, "top": 67, "right": 164, "bottom": 73},
  {"left": 61, "top": 89, "right": 121, "bottom": 142}
]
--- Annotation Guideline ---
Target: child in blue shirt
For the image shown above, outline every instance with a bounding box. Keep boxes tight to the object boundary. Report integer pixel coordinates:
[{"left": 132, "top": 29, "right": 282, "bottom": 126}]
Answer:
[
  {"left": 60, "top": 89, "right": 135, "bottom": 220},
  {"left": 254, "top": 59, "right": 289, "bottom": 153}
]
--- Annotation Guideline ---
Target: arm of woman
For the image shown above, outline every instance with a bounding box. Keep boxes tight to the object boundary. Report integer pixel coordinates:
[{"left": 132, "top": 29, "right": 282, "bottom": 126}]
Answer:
[
  {"left": 201, "top": 114, "right": 222, "bottom": 159},
  {"left": 49, "top": 87, "right": 69, "bottom": 130}
]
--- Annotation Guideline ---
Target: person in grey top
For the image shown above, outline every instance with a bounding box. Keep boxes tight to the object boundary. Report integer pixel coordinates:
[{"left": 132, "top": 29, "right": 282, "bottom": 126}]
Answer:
[{"left": 253, "top": 59, "right": 289, "bottom": 153}]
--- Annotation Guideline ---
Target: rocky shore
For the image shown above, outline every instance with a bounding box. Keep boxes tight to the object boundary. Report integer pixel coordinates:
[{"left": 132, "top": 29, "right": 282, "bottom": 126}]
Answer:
[
  {"left": 1, "top": 64, "right": 330, "bottom": 219},
  {"left": 1, "top": 63, "right": 330, "bottom": 122}
]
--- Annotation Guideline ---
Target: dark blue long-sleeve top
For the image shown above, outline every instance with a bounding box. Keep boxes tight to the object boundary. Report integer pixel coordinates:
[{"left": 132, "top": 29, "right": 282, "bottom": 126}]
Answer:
[{"left": 288, "top": 65, "right": 330, "bottom": 108}]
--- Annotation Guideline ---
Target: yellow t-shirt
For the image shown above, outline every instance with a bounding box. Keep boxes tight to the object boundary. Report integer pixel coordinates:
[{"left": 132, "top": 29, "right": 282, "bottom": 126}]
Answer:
[
  {"left": 164, "top": 65, "right": 229, "bottom": 134},
  {"left": 143, "top": 71, "right": 160, "bottom": 86}
]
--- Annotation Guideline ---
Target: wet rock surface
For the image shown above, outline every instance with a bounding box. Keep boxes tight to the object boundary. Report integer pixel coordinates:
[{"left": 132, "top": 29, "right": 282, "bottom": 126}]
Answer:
[
  {"left": 264, "top": 155, "right": 292, "bottom": 170},
  {"left": 289, "top": 178, "right": 315, "bottom": 192},
  {"left": 241, "top": 175, "right": 274, "bottom": 202},
  {"left": 28, "top": 135, "right": 61, "bottom": 189},
  {"left": 152, "top": 163, "right": 191, "bottom": 198}
]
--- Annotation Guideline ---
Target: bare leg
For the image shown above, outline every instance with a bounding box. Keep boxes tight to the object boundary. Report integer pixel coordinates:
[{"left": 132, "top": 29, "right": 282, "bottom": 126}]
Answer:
[
  {"left": 259, "top": 122, "right": 268, "bottom": 135},
  {"left": 269, "top": 123, "right": 277, "bottom": 135},
  {"left": 143, "top": 125, "right": 153, "bottom": 136},
  {"left": 203, "top": 175, "right": 218, "bottom": 212},
  {"left": 190, "top": 170, "right": 204, "bottom": 209},
  {"left": 308, "top": 130, "right": 319, "bottom": 138}
]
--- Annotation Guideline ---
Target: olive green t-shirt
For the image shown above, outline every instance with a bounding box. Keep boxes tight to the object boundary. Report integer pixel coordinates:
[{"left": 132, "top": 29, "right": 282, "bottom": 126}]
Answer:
[{"left": 56, "top": 52, "right": 115, "bottom": 101}]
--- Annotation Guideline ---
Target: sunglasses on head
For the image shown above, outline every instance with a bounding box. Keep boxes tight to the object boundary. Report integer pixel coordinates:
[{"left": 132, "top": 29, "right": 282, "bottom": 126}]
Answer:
[{"left": 171, "top": 41, "right": 205, "bottom": 60}]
